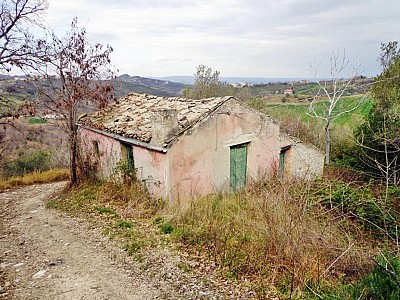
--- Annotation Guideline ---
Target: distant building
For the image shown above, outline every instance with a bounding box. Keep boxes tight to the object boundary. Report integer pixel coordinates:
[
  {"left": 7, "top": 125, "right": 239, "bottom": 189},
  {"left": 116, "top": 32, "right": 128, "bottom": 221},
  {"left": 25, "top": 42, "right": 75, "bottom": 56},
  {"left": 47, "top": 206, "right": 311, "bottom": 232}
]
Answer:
[
  {"left": 284, "top": 87, "right": 295, "bottom": 95},
  {"left": 232, "top": 82, "right": 253, "bottom": 88}
]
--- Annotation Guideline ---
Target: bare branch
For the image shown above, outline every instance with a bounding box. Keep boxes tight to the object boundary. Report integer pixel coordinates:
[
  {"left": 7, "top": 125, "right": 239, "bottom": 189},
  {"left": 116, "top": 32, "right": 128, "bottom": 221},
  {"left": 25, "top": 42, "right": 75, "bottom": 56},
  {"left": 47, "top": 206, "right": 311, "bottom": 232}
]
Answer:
[
  {"left": 370, "top": 253, "right": 400, "bottom": 288},
  {"left": 32, "top": 17, "right": 115, "bottom": 186},
  {"left": 308, "top": 49, "right": 367, "bottom": 164}
]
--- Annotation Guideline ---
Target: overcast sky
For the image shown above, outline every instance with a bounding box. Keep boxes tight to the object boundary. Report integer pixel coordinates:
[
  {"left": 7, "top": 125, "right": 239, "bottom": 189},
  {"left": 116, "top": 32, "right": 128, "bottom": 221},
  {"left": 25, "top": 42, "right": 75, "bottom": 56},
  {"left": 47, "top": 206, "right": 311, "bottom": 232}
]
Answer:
[{"left": 44, "top": 0, "right": 399, "bottom": 78}]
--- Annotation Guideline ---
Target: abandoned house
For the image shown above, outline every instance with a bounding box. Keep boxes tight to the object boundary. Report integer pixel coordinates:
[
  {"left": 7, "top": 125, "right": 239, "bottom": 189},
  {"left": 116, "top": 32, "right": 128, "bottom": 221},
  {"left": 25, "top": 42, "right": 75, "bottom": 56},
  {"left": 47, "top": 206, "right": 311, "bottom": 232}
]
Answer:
[{"left": 78, "top": 93, "right": 324, "bottom": 201}]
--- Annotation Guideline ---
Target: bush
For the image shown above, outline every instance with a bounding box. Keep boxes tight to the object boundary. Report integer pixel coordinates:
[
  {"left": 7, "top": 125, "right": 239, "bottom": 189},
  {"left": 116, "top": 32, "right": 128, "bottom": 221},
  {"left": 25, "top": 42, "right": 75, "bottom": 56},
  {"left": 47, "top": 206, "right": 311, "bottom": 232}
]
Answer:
[
  {"left": 352, "top": 251, "right": 400, "bottom": 300},
  {"left": 160, "top": 222, "right": 174, "bottom": 234},
  {"left": 3, "top": 150, "right": 52, "bottom": 178},
  {"left": 311, "top": 179, "right": 400, "bottom": 239}
]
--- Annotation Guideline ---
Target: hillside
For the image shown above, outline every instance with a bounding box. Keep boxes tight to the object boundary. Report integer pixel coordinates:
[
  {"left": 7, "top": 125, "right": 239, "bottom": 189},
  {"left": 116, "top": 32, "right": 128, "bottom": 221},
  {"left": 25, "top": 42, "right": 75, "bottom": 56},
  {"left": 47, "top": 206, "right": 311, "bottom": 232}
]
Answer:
[
  {"left": 0, "top": 74, "right": 187, "bottom": 108},
  {"left": 114, "top": 74, "right": 186, "bottom": 97}
]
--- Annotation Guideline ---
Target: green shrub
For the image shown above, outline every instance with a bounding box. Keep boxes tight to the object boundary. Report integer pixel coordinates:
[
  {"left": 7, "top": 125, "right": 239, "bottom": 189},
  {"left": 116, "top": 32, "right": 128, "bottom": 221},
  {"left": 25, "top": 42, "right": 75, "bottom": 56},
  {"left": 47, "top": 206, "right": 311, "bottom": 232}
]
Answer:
[
  {"left": 95, "top": 206, "right": 117, "bottom": 215},
  {"left": 160, "top": 222, "right": 174, "bottom": 234},
  {"left": 117, "top": 220, "right": 133, "bottom": 228},
  {"left": 28, "top": 117, "right": 46, "bottom": 124},
  {"left": 311, "top": 179, "right": 399, "bottom": 238},
  {"left": 3, "top": 150, "right": 51, "bottom": 177},
  {"left": 352, "top": 252, "right": 400, "bottom": 300}
]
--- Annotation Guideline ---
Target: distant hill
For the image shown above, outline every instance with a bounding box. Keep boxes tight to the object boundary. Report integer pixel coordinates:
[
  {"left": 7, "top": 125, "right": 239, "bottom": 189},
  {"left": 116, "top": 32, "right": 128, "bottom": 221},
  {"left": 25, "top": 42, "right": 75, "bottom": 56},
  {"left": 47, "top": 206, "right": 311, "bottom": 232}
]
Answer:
[
  {"left": 0, "top": 74, "right": 187, "bottom": 105},
  {"left": 114, "top": 74, "right": 186, "bottom": 97},
  {"left": 156, "top": 76, "right": 321, "bottom": 85}
]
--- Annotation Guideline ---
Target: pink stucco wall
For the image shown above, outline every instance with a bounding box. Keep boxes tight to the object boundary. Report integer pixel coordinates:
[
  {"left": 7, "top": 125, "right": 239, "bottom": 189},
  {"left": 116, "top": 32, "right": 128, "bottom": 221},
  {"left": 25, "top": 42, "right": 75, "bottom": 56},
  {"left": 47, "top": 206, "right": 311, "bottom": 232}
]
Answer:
[
  {"left": 167, "top": 99, "right": 281, "bottom": 201},
  {"left": 131, "top": 146, "right": 168, "bottom": 198},
  {"left": 280, "top": 134, "right": 324, "bottom": 180},
  {"left": 79, "top": 127, "right": 168, "bottom": 199},
  {"left": 79, "top": 128, "right": 123, "bottom": 180}
]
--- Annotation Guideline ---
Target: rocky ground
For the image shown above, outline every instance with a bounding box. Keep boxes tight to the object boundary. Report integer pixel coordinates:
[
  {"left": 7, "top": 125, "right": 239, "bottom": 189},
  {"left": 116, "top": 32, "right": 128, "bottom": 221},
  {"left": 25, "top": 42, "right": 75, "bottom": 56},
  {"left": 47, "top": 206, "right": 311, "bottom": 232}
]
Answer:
[{"left": 0, "top": 182, "right": 257, "bottom": 300}]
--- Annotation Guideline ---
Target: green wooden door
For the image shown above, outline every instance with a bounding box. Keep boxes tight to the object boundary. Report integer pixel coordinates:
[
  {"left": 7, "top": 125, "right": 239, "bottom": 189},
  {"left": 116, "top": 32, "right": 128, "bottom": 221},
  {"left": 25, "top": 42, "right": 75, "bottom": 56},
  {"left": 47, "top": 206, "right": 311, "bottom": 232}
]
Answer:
[
  {"left": 122, "top": 143, "right": 134, "bottom": 171},
  {"left": 230, "top": 144, "right": 248, "bottom": 190},
  {"left": 279, "top": 146, "right": 290, "bottom": 179},
  {"left": 279, "top": 150, "right": 286, "bottom": 178}
]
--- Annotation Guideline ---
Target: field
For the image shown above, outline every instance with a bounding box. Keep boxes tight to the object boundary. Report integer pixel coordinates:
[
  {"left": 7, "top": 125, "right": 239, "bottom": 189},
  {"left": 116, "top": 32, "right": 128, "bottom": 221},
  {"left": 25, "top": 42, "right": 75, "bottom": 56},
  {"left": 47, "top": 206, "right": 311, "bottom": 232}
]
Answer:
[
  {"left": 244, "top": 95, "right": 373, "bottom": 151},
  {"left": 248, "top": 95, "right": 371, "bottom": 125}
]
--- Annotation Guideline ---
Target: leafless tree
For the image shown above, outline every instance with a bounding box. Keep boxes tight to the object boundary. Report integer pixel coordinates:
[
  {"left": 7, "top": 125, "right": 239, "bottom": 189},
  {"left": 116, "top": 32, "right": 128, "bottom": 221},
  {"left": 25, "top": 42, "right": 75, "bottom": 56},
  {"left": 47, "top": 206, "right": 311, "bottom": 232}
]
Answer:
[
  {"left": 0, "top": 0, "right": 48, "bottom": 124},
  {"left": 308, "top": 49, "right": 368, "bottom": 165},
  {"left": 35, "top": 17, "right": 115, "bottom": 186},
  {"left": 0, "top": 0, "right": 48, "bottom": 70}
]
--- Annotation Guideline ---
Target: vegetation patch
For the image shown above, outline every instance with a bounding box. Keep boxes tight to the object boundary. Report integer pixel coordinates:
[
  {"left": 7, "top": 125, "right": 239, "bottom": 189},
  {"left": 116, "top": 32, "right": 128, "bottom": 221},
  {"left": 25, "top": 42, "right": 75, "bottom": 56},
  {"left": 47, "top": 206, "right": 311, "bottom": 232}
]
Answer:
[
  {"left": 44, "top": 174, "right": 400, "bottom": 298},
  {"left": 117, "top": 220, "right": 134, "bottom": 228},
  {"left": 0, "top": 168, "right": 69, "bottom": 192},
  {"left": 310, "top": 178, "right": 400, "bottom": 240},
  {"left": 95, "top": 206, "right": 117, "bottom": 215},
  {"left": 28, "top": 117, "right": 46, "bottom": 124},
  {"left": 159, "top": 222, "right": 174, "bottom": 234},
  {"left": 352, "top": 251, "right": 400, "bottom": 300},
  {"left": 46, "top": 180, "right": 163, "bottom": 262},
  {"left": 124, "top": 240, "right": 144, "bottom": 255},
  {"left": 2, "top": 150, "right": 52, "bottom": 178},
  {"left": 169, "top": 177, "right": 374, "bottom": 298}
]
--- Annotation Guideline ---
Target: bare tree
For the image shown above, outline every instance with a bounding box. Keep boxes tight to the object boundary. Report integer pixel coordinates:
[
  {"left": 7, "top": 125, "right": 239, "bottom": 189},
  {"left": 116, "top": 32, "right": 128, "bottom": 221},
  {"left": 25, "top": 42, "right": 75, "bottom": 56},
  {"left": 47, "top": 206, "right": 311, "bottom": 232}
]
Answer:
[
  {"left": 308, "top": 49, "right": 368, "bottom": 165},
  {"left": 0, "top": 0, "right": 48, "bottom": 159},
  {"left": 35, "top": 17, "right": 115, "bottom": 186},
  {"left": 0, "top": 0, "right": 48, "bottom": 71}
]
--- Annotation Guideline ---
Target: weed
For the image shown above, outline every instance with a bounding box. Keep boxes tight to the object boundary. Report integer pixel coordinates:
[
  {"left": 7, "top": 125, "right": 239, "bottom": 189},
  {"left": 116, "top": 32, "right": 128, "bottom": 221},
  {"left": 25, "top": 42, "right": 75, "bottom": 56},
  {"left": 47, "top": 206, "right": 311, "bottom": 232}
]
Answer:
[
  {"left": 117, "top": 220, "right": 134, "bottom": 229},
  {"left": 153, "top": 216, "right": 164, "bottom": 225},
  {"left": 95, "top": 206, "right": 117, "bottom": 215},
  {"left": 160, "top": 222, "right": 174, "bottom": 234},
  {"left": 176, "top": 261, "right": 191, "bottom": 272},
  {"left": 171, "top": 176, "right": 370, "bottom": 298},
  {"left": 124, "top": 240, "right": 144, "bottom": 255},
  {"left": 133, "top": 253, "right": 145, "bottom": 263},
  {"left": 103, "top": 228, "right": 111, "bottom": 236},
  {"left": 226, "top": 271, "right": 238, "bottom": 280}
]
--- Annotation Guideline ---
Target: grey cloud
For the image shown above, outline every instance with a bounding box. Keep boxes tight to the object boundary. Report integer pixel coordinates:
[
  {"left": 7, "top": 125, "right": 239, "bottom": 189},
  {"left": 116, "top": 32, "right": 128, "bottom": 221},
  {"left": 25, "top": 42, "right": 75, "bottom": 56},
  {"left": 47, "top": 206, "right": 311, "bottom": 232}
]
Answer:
[{"left": 45, "top": 0, "right": 400, "bottom": 77}]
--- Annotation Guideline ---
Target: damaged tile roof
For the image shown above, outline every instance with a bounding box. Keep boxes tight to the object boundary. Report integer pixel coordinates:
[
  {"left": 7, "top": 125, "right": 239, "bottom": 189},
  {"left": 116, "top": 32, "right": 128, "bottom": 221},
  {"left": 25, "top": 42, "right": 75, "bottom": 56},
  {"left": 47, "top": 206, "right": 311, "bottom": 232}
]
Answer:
[{"left": 78, "top": 92, "right": 233, "bottom": 144}]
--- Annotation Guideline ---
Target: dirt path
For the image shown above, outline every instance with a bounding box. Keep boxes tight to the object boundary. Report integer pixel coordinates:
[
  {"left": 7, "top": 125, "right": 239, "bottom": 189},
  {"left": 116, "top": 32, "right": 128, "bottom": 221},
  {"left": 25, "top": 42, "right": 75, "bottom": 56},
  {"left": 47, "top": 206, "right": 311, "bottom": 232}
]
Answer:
[
  {"left": 0, "top": 182, "right": 256, "bottom": 300},
  {"left": 0, "top": 182, "right": 179, "bottom": 299}
]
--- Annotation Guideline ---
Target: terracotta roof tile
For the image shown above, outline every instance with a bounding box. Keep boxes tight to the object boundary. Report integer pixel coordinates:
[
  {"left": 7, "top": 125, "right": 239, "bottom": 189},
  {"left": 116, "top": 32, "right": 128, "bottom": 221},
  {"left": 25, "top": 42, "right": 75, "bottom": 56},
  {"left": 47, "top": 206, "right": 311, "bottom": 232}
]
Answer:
[{"left": 79, "top": 92, "right": 232, "bottom": 144}]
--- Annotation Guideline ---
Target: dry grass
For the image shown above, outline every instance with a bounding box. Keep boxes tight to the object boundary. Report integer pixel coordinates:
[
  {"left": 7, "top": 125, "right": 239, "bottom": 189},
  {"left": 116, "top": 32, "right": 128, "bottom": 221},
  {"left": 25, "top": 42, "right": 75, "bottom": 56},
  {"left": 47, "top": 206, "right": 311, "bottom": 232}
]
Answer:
[
  {"left": 44, "top": 175, "right": 375, "bottom": 298},
  {"left": 169, "top": 176, "right": 371, "bottom": 297},
  {"left": 46, "top": 179, "right": 162, "bottom": 219},
  {"left": 0, "top": 168, "right": 70, "bottom": 192}
]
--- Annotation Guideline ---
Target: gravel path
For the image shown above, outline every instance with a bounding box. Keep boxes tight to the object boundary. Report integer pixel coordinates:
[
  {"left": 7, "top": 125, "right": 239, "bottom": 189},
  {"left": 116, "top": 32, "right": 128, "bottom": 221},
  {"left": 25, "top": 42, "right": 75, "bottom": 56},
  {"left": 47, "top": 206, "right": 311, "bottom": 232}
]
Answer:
[{"left": 0, "top": 182, "right": 256, "bottom": 300}]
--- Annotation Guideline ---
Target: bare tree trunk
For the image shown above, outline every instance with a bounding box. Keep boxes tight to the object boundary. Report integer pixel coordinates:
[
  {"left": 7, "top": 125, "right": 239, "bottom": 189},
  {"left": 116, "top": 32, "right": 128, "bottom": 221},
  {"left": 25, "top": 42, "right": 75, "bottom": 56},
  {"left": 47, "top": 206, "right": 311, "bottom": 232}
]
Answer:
[
  {"left": 69, "top": 134, "right": 78, "bottom": 187},
  {"left": 325, "top": 122, "right": 331, "bottom": 165},
  {"left": 69, "top": 108, "right": 78, "bottom": 187}
]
